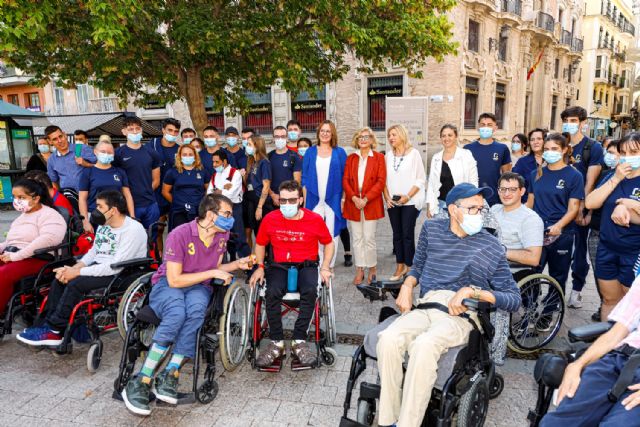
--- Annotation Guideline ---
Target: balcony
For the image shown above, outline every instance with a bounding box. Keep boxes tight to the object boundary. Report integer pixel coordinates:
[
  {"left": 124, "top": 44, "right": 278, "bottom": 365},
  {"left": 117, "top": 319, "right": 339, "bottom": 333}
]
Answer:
[
  {"left": 614, "top": 50, "right": 627, "bottom": 62},
  {"left": 622, "top": 22, "right": 636, "bottom": 36},
  {"left": 500, "top": 0, "right": 522, "bottom": 16},
  {"left": 536, "top": 11, "right": 555, "bottom": 33},
  {"left": 0, "top": 65, "right": 32, "bottom": 87},
  {"left": 571, "top": 37, "right": 583, "bottom": 53},
  {"left": 88, "top": 97, "right": 120, "bottom": 113},
  {"left": 560, "top": 30, "right": 572, "bottom": 46}
]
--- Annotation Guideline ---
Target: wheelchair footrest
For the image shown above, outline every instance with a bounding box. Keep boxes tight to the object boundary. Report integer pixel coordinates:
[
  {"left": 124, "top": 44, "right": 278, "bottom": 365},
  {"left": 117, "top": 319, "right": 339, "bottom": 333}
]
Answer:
[
  {"left": 359, "top": 382, "right": 381, "bottom": 400},
  {"left": 258, "top": 357, "right": 284, "bottom": 373},
  {"left": 154, "top": 392, "right": 196, "bottom": 405},
  {"left": 291, "top": 356, "right": 315, "bottom": 371}
]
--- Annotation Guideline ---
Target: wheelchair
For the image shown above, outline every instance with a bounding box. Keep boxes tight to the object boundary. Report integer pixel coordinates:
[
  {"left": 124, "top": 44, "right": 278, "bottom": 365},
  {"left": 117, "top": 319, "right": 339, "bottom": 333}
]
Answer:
[
  {"left": 113, "top": 277, "right": 249, "bottom": 405},
  {"left": 508, "top": 264, "right": 565, "bottom": 354},
  {"left": 246, "top": 270, "right": 338, "bottom": 371},
  {"left": 340, "top": 299, "right": 505, "bottom": 427}
]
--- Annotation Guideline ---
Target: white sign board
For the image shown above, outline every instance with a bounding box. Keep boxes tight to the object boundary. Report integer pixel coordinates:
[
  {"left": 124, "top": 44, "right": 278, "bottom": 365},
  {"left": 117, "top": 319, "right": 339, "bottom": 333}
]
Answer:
[{"left": 385, "top": 97, "right": 429, "bottom": 163}]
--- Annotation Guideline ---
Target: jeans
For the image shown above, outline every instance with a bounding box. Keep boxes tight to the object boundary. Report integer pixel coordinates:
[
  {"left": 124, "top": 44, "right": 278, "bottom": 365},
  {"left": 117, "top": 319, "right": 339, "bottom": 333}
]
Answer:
[
  {"left": 539, "top": 232, "right": 575, "bottom": 294},
  {"left": 265, "top": 265, "right": 317, "bottom": 341},
  {"left": 571, "top": 224, "right": 590, "bottom": 292},
  {"left": 387, "top": 205, "right": 419, "bottom": 266},
  {"left": 46, "top": 276, "right": 115, "bottom": 331},
  {"left": 541, "top": 351, "right": 640, "bottom": 427},
  {"left": 134, "top": 202, "right": 160, "bottom": 241},
  {"left": 149, "top": 277, "right": 212, "bottom": 358}
]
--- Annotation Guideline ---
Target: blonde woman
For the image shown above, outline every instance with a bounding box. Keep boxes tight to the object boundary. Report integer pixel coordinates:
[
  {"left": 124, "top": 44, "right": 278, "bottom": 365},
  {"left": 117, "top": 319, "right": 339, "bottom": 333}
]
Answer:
[
  {"left": 426, "top": 124, "right": 478, "bottom": 217},
  {"left": 244, "top": 135, "right": 272, "bottom": 235},
  {"left": 383, "top": 124, "right": 426, "bottom": 281},
  {"left": 162, "top": 144, "right": 210, "bottom": 231},
  {"left": 343, "top": 127, "right": 386, "bottom": 285}
]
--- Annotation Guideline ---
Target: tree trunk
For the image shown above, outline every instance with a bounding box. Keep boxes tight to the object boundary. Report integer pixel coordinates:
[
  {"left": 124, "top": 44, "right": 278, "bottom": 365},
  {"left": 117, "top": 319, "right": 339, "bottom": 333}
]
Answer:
[{"left": 181, "top": 66, "right": 208, "bottom": 135}]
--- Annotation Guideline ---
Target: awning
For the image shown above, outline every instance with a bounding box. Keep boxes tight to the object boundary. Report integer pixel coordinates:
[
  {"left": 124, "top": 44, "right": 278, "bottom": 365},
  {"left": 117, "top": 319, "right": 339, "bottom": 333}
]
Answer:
[
  {"left": 0, "top": 100, "right": 44, "bottom": 117},
  {"left": 33, "top": 112, "right": 163, "bottom": 138}
]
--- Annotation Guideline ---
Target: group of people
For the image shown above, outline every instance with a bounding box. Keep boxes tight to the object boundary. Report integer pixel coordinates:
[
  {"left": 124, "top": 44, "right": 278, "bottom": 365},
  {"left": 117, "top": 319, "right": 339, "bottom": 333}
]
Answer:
[{"left": 2, "top": 104, "right": 640, "bottom": 425}]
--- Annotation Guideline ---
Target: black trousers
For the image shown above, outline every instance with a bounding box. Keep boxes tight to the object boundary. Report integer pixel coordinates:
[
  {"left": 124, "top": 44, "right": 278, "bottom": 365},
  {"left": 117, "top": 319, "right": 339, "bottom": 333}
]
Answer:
[
  {"left": 169, "top": 209, "right": 198, "bottom": 232},
  {"left": 227, "top": 202, "right": 251, "bottom": 261},
  {"left": 244, "top": 191, "right": 274, "bottom": 235},
  {"left": 46, "top": 275, "right": 115, "bottom": 331},
  {"left": 265, "top": 265, "right": 317, "bottom": 341},
  {"left": 387, "top": 205, "right": 419, "bottom": 266},
  {"left": 340, "top": 226, "right": 351, "bottom": 252}
]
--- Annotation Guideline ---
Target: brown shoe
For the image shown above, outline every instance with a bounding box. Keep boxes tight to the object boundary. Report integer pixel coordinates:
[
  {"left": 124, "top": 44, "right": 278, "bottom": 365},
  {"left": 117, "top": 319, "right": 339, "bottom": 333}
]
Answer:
[
  {"left": 256, "top": 341, "right": 285, "bottom": 368},
  {"left": 291, "top": 341, "right": 318, "bottom": 367},
  {"left": 352, "top": 268, "right": 365, "bottom": 286}
]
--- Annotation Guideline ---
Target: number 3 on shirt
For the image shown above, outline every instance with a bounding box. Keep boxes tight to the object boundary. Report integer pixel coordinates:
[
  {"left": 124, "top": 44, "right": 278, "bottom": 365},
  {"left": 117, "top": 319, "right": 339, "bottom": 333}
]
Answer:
[{"left": 188, "top": 242, "right": 196, "bottom": 255}]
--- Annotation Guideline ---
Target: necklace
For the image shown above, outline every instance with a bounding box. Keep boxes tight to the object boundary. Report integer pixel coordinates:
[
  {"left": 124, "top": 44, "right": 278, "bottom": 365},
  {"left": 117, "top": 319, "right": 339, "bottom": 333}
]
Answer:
[{"left": 392, "top": 149, "right": 405, "bottom": 172}]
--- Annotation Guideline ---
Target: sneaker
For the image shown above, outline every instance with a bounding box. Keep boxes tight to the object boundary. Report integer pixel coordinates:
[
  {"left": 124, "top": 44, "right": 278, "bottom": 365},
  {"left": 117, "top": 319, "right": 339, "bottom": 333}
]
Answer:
[
  {"left": 122, "top": 376, "right": 152, "bottom": 416},
  {"left": 256, "top": 340, "right": 285, "bottom": 368},
  {"left": 153, "top": 368, "right": 179, "bottom": 404},
  {"left": 291, "top": 341, "right": 318, "bottom": 367},
  {"left": 16, "top": 324, "right": 62, "bottom": 346},
  {"left": 592, "top": 307, "right": 602, "bottom": 322},
  {"left": 344, "top": 253, "right": 353, "bottom": 267},
  {"left": 536, "top": 314, "right": 553, "bottom": 332},
  {"left": 567, "top": 290, "right": 583, "bottom": 309}
]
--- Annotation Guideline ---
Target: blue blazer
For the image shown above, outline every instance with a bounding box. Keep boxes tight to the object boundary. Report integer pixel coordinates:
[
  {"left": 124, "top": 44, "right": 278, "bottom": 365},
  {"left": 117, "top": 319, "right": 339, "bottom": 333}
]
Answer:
[{"left": 302, "top": 145, "right": 347, "bottom": 237}]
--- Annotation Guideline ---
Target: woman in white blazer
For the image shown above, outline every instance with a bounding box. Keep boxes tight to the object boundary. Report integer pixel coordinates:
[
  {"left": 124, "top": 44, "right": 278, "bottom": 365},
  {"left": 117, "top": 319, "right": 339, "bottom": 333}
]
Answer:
[{"left": 426, "top": 124, "right": 478, "bottom": 217}]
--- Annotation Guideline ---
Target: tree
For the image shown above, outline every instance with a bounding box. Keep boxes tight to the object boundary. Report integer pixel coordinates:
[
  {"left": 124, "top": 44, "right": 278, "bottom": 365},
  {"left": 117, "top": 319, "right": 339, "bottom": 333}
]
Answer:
[{"left": 0, "top": 0, "right": 457, "bottom": 133}]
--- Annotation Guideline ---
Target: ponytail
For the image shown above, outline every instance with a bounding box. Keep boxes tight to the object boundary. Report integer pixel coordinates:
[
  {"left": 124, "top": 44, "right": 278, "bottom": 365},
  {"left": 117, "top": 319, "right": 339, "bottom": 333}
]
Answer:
[
  {"left": 536, "top": 132, "right": 570, "bottom": 181},
  {"left": 13, "top": 178, "right": 54, "bottom": 209}
]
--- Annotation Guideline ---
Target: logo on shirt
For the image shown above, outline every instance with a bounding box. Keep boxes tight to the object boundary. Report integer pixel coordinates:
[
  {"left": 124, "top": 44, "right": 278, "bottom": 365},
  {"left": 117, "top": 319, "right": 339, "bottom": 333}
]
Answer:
[
  {"left": 185, "top": 203, "right": 192, "bottom": 211},
  {"left": 188, "top": 242, "right": 196, "bottom": 255},
  {"left": 492, "top": 153, "right": 499, "bottom": 161},
  {"left": 556, "top": 179, "right": 565, "bottom": 189},
  {"left": 574, "top": 154, "right": 582, "bottom": 163},
  {"left": 631, "top": 188, "right": 640, "bottom": 201},
  {"left": 166, "top": 247, "right": 175, "bottom": 256},
  {"left": 283, "top": 160, "right": 289, "bottom": 167},
  {"left": 123, "top": 157, "right": 132, "bottom": 162},
  {"left": 197, "top": 173, "right": 202, "bottom": 180},
  {"left": 113, "top": 174, "right": 121, "bottom": 182},
  {"left": 218, "top": 238, "right": 227, "bottom": 249}
]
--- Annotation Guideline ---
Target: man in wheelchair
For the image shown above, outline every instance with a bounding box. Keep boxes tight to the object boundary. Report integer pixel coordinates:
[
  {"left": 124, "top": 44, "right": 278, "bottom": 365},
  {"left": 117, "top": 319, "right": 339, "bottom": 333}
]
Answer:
[
  {"left": 540, "top": 274, "right": 640, "bottom": 426},
  {"left": 249, "top": 180, "right": 334, "bottom": 369},
  {"left": 376, "top": 183, "right": 521, "bottom": 426},
  {"left": 17, "top": 190, "right": 148, "bottom": 347},
  {"left": 121, "top": 193, "right": 253, "bottom": 416}
]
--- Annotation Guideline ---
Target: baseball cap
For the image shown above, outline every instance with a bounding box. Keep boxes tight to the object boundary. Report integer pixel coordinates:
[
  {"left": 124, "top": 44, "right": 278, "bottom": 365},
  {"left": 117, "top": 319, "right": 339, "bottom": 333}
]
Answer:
[
  {"left": 445, "top": 183, "right": 494, "bottom": 206},
  {"left": 224, "top": 126, "right": 239, "bottom": 135}
]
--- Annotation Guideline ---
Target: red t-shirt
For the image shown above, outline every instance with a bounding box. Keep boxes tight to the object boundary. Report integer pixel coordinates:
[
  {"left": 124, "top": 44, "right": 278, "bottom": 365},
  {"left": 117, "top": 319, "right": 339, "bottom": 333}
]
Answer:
[
  {"left": 256, "top": 208, "right": 332, "bottom": 263},
  {"left": 52, "top": 189, "right": 74, "bottom": 217}
]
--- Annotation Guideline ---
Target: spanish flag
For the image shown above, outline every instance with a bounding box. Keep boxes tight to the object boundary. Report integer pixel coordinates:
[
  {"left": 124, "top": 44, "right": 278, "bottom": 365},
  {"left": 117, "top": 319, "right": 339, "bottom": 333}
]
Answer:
[{"left": 527, "top": 49, "right": 545, "bottom": 80}]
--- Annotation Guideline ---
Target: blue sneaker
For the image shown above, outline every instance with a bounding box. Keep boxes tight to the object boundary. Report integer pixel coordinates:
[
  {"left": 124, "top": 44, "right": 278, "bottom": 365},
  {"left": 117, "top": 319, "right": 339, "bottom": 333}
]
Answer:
[{"left": 17, "top": 324, "right": 63, "bottom": 346}]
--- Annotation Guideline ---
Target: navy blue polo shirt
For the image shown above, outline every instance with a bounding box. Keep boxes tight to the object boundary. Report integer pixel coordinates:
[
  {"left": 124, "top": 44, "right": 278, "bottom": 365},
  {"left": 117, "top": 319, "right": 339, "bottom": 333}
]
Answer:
[
  {"left": 598, "top": 174, "right": 640, "bottom": 254},
  {"left": 150, "top": 140, "right": 179, "bottom": 181},
  {"left": 200, "top": 148, "right": 233, "bottom": 175},
  {"left": 114, "top": 144, "right": 162, "bottom": 207},
  {"left": 571, "top": 136, "right": 604, "bottom": 180},
  {"left": 464, "top": 140, "right": 511, "bottom": 205},
  {"left": 163, "top": 167, "right": 211, "bottom": 214},
  {"left": 249, "top": 159, "right": 271, "bottom": 196},
  {"left": 512, "top": 154, "right": 539, "bottom": 202},
  {"left": 269, "top": 150, "right": 302, "bottom": 192},
  {"left": 227, "top": 148, "right": 247, "bottom": 170},
  {"left": 528, "top": 166, "right": 585, "bottom": 232},
  {"left": 78, "top": 166, "right": 130, "bottom": 211}
]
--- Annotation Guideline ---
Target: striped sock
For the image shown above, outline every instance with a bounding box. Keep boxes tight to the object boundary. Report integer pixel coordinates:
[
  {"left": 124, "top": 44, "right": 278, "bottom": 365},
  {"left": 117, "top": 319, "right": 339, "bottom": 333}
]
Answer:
[
  {"left": 139, "top": 342, "right": 168, "bottom": 378},
  {"left": 165, "top": 353, "right": 185, "bottom": 373}
]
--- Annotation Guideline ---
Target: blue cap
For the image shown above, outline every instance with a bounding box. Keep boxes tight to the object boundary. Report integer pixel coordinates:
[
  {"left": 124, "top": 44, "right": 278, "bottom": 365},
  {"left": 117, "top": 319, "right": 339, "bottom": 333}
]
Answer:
[
  {"left": 224, "top": 126, "right": 239, "bottom": 135},
  {"left": 445, "top": 183, "right": 493, "bottom": 206}
]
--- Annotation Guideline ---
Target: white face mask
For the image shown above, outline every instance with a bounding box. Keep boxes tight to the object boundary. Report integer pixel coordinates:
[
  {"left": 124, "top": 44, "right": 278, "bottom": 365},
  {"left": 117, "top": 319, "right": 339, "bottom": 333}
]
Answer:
[{"left": 458, "top": 213, "right": 483, "bottom": 236}]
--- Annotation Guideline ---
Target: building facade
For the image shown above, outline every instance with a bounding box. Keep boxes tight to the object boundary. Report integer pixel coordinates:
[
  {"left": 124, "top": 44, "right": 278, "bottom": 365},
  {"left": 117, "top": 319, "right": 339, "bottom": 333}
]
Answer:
[{"left": 0, "top": 64, "right": 46, "bottom": 113}]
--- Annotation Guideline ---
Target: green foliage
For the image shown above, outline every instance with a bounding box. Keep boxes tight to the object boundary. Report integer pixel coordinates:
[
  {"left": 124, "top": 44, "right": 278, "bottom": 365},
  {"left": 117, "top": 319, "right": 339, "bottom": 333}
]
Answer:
[{"left": 0, "top": 0, "right": 457, "bottom": 127}]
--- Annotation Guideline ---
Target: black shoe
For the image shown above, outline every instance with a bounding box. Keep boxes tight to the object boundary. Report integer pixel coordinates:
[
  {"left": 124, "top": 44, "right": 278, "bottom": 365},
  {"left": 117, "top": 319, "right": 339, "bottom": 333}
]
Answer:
[
  {"left": 344, "top": 253, "right": 353, "bottom": 267},
  {"left": 536, "top": 314, "right": 553, "bottom": 332},
  {"left": 591, "top": 310, "right": 601, "bottom": 322}
]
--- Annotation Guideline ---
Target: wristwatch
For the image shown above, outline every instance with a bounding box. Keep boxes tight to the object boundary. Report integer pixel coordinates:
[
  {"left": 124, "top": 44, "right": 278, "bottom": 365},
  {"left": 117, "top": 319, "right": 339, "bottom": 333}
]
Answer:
[{"left": 470, "top": 285, "right": 481, "bottom": 300}]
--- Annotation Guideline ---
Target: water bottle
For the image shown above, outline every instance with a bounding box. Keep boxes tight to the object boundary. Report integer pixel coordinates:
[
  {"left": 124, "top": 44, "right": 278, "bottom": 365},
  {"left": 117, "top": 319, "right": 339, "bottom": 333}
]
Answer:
[{"left": 287, "top": 266, "right": 298, "bottom": 292}]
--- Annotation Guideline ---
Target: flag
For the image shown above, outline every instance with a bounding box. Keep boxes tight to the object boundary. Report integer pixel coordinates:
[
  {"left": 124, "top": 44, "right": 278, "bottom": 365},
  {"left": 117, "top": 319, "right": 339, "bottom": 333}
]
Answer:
[{"left": 527, "top": 49, "right": 545, "bottom": 80}]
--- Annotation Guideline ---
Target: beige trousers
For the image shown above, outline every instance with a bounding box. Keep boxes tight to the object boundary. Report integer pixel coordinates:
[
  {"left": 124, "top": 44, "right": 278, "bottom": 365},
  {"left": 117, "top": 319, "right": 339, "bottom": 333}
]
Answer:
[
  {"left": 376, "top": 290, "right": 475, "bottom": 427},
  {"left": 349, "top": 213, "right": 378, "bottom": 268}
]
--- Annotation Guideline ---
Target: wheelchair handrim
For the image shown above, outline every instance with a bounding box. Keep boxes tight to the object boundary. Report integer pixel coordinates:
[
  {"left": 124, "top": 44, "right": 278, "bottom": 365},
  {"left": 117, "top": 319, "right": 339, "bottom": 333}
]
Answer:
[
  {"left": 222, "top": 284, "right": 249, "bottom": 368},
  {"left": 116, "top": 272, "right": 153, "bottom": 340}
]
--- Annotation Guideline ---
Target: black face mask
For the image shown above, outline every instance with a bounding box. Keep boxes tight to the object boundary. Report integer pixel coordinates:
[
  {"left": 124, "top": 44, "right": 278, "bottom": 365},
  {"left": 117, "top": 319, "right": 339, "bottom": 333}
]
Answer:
[{"left": 90, "top": 208, "right": 108, "bottom": 226}]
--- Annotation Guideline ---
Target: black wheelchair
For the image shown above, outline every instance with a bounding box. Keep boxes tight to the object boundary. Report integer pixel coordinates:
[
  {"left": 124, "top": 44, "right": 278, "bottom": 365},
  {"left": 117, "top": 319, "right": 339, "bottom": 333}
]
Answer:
[
  {"left": 113, "top": 277, "right": 248, "bottom": 405},
  {"left": 340, "top": 299, "right": 504, "bottom": 427}
]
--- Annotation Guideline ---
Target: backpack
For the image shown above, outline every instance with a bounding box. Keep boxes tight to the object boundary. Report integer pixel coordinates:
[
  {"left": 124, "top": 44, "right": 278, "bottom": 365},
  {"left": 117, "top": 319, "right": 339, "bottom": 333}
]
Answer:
[
  {"left": 580, "top": 138, "right": 594, "bottom": 167},
  {"left": 211, "top": 167, "right": 237, "bottom": 189}
]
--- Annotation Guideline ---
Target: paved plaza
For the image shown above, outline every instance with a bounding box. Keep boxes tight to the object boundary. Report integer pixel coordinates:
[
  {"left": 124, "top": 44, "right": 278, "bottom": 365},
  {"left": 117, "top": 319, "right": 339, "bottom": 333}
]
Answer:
[{"left": 0, "top": 210, "right": 601, "bottom": 427}]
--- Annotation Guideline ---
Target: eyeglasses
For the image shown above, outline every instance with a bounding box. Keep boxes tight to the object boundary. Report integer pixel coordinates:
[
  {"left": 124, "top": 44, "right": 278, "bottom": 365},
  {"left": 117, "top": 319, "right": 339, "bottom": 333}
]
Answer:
[
  {"left": 497, "top": 187, "right": 520, "bottom": 194},
  {"left": 358, "top": 135, "right": 371, "bottom": 141},
  {"left": 279, "top": 197, "right": 300, "bottom": 205},
  {"left": 319, "top": 130, "right": 332, "bottom": 134},
  {"left": 216, "top": 210, "right": 232, "bottom": 218},
  {"left": 455, "top": 204, "right": 485, "bottom": 215}
]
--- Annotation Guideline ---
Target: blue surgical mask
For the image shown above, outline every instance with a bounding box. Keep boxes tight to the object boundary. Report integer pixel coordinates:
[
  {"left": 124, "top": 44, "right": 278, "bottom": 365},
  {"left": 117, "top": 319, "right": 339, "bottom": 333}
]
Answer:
[
  {"left": 478, "top": 127, "right": 493, "bottom": 139},
  {"left": 604, "top": 152, "right": 618, "bottom": 168},
  {"left": 97, "top": 153, "right": 114, "bottom": 165},
  {"left": 214, "top": 165, "right": 225, "bottom": 173},
  {"left": 543, "top": 151, "right": 563, "bottom": 164},
  {"left": 562, "top": 123, "right": 579, "bottom": 136},
  {"left": 298, "top": 147, "right": 308, "bottom": 156},
  {"left": 214, "top": 215, "right": 234, "bottom": 231},
  {"left": 182, "top": 137, "right": 193, "bottom": 145},
  {"left": 511, "top": 142, "right": 522, "bottom": 152},
  {"left": 459, "top": 213, "right": 483, "bottom": 236},
  {"left": 280, "top": 203, "right": 299, "bottom": 218},
  {"left": 38, "top": 145, "right": 50, "bottom": 154},
  {"left": 242, "top": 139, "right": 249, "bottom": 148},
  {"left": 245, "top": 146, "right": 255, "bottom": 156},
  {"left": 288, "top": 131, "right": 299, "bottom": 141},
  {"left": 128, "top": 133, "right": 143, "bottom": 144},
  {"left": 181, "top": 156, "right": 195, "bottom": 166},
  {"left": 164, "top": 134, "right": 177, "bottom": 143},
  {"left": 226, "top": 137, "right": 238, "bottom": 147},
  {"left": 204, "top": 138, "right": 217, "bottom": 147},
  {"left": 620, "top": 155, "right": 640, "bottom": 170},
  {"left": 274, "top": 138, "right": 287, "bottom": 150}
]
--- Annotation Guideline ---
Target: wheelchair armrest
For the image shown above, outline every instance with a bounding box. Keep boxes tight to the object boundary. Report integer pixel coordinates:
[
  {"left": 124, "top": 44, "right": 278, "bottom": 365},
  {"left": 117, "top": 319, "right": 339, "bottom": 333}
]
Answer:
[
  {"left": 462, "top": 298, "right": 491, "bottom": 312},
  {"left": 33, "top": 242, "right": 71, "bottom": 256},
  {"left": 211, "top": 278, "right": 226, "bottom": 286},
  {"left": 568, "top": 321, "right": 614, "bottom": 343},
  {"left": 110, "top": 257, "right": 154, "bottom": 270}
]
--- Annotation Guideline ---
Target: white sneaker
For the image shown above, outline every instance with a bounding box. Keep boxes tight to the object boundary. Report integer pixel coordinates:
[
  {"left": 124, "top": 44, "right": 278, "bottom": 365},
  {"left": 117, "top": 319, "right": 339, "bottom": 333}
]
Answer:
[{"left": 567, "top": 290, "right": 583, "bottom": 309}]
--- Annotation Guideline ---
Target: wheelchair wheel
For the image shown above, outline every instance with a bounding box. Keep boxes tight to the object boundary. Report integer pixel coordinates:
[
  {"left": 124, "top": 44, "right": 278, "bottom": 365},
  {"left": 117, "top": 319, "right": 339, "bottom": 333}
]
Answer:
[
  {"left": 219, "top": 283, "right": 250, "bottom": 371},
  {"left": 508, "top": 274, "right": 565, "bottom": 354},
  {"left": 86, "top": 340, "right": 103, "bottom": 373},
  {"left": 356, "top": 399, "right": 376, "bottom": 426},
  {"left": 322, "top": 280, "right": 337, "bottom": 347},
  {"left": 117, "top": 272, "right": 153, "bottom": 340},
  {"left": 196, "top": 378, "right": 219, "bottom": 404},
  {"left": 456, "top": 375, "right": 489, "bottom": 427},
  {"left": 321, "top": 347, "right": 338, "bottom": 367},
  {"left": 489, "top": 373, "right": 504, "bottom": 399}
]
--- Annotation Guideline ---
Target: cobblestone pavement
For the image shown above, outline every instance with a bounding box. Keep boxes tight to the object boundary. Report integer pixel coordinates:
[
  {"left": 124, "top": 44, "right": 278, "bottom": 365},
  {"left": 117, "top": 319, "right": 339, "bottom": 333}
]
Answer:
[{"left": 0, "top": 210, "right": 600, "bottom": 426}]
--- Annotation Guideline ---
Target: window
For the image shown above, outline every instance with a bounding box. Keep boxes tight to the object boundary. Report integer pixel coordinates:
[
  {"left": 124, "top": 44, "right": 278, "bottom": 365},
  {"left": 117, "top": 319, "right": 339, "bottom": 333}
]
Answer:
[
  {"left": 605, "top": 93, "right": 609, "bottom": 105},
  {"left": 566, "top": 98, "right": 571, "bottom": 110},
  {"left": 242, "top": 90, "right": 273, "bottom": 135},
  {"left": 495, "top": 83, "right": 506, "bottom": 129},
  {"left": 468, "top": 20, "right": 480, "bottom": 52},
  {"left": 595, "top": 55, "right": 605, "bottom": 78},
  {"left": 204, "top": 96, "right": 224, "bottom": 129},
  {"left": 292, "top": 85, "right": 327, "bottom": 133},
  {"left": 367, "top": 76, "right": 403, "bottom": 131},
  {"left": 8, "top": 94, "right": 19, "bottom": 106},
  {"left": 76, "top": 84, "right": 89, "bottom": 113},
  {"left": 554, "top": 58, "right": 560, "bottom": 79},
  {"left": 558, "top": 9, "right": 564, "bottom": 29},
  {"left": 464, "top": 77, "right": 480, "bottom": 129},
  {"left": 550, "top": 95, "right": 558, "bottom": 130},
  {"left": 54, "top": 86, "right": 65, "bottom": 114},
  {"left": 576, "top": 89, "right": 580, "bottom": 100},
  {"left": 25, "top": 93, "right": 41, "bottom": 112},
  {"left": 498, "top": 26, "right": 508, "bottom": 61}
]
